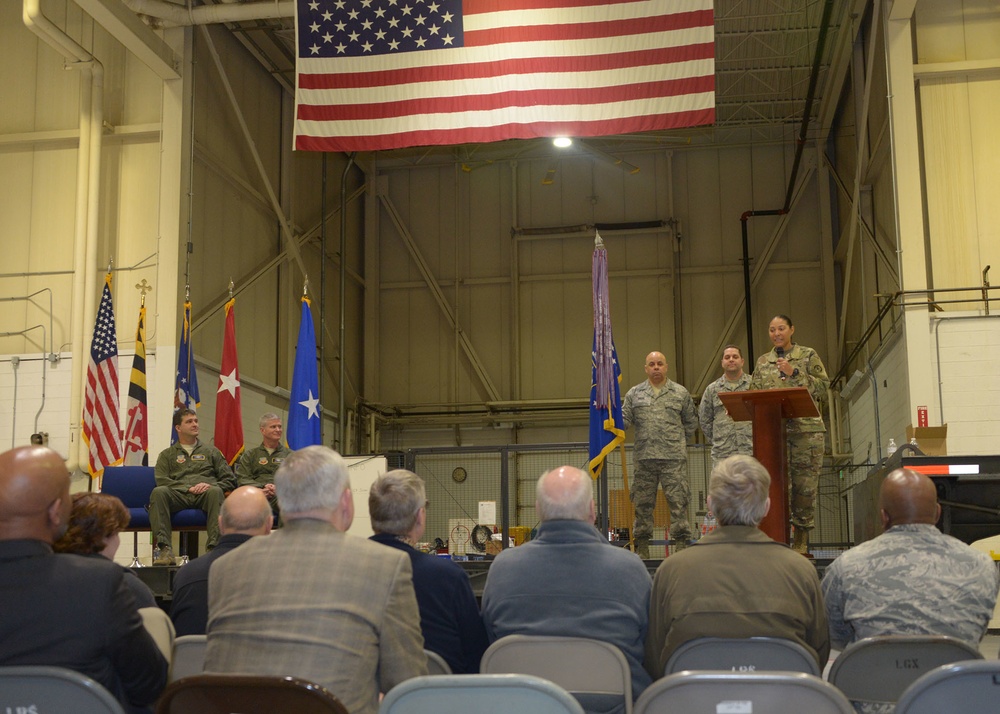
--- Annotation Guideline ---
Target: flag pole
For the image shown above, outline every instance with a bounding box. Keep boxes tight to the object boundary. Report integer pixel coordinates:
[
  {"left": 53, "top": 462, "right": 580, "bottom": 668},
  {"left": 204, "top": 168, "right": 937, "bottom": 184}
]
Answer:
[{"left": 619, "top": 442, "right": 635, "bottom": 552}]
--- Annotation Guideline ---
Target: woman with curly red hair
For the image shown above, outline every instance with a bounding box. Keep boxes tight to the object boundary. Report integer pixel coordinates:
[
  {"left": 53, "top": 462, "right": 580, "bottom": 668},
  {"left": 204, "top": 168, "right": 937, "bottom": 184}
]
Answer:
[{"left": 54, "top": 492, "right": 157, "bottom": 608}]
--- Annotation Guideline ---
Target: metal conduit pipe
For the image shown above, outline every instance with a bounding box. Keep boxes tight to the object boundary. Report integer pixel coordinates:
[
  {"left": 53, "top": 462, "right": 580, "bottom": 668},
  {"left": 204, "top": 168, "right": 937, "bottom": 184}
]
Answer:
[
  {"left": 0, "top": 326, "right": 47, "bottom": 440},
  {"left": 122, "top": 0, "right": 293, "bottom": 27},
  {"left": 1, "top": 289, "right": 57, "bottom": 435},
  {"left": 23, "top": 0, "right": 104, "bottom": 476},
  {"left": 739, "top": 0, "right": 836, "bottom": 359},
  {"left": 339, "top": 153, "right": 356, "bottom": 452}
]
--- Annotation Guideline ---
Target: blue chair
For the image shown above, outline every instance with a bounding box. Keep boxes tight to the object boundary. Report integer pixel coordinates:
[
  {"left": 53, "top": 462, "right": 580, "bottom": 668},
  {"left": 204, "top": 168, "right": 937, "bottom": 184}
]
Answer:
[
  {"left": 0, "top": 665, "right": 126, "bottom": 714},
  {"left": 101, "top": 466, "right": 156, "bottom": 566},
  {"left": 101, "top": 466, "right": 208, "bottom": 563}
]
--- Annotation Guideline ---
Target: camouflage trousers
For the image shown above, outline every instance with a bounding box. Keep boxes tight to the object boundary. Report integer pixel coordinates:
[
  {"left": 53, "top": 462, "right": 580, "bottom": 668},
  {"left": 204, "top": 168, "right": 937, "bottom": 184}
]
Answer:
[
  {"left": 630, "top": 459, "right": 692, "bottom": 543},
  {"left": 788, "top": 431, "right": 824, "bottom": 530}
]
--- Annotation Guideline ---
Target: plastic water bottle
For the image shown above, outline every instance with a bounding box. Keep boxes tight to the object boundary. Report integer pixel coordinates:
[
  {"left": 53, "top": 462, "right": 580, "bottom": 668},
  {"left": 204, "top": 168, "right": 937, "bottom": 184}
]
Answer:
[
  {"left": 703, "top": 511, "right": 717, "bottom": 536},
  {"left": 886, "top": 438, "right": 897, "bottom": 457},
  {"left": 910, "top": 436, "right": 919, "bottom": 448}
]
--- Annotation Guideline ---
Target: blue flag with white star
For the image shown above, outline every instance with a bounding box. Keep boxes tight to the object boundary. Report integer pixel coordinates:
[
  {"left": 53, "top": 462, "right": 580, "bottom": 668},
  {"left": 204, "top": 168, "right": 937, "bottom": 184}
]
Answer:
[
  {"left": 288, "top": 295, "right": 322, "bottom": 449},
  {"left": 172, "top": 300, "right": 201, "bottom": 443}
]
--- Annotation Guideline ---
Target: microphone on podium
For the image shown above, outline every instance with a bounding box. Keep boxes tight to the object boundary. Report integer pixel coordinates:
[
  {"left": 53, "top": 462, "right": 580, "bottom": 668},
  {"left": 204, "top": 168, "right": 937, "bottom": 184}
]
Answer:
[{"left": 775, "top": 347, "right": 786, "bottom": 381}]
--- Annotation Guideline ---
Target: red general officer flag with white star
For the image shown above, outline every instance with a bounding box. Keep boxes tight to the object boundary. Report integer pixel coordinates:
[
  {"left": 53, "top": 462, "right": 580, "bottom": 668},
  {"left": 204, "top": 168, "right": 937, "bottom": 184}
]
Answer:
[{"left": 214, "top": 297, "right": 244, "bottom": 465}]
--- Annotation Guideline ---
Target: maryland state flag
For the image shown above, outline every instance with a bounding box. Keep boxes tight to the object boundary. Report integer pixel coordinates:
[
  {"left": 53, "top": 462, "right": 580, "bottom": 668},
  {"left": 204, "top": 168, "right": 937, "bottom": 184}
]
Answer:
[
  {"left": 588, "top": 234, "right": 625, "bottom": 479},
  {"left": 123, "top": 302, "right": 149, "bottom": 466},
  {"left": 214, "top": 297, "right": 244, "bottom": 465}
]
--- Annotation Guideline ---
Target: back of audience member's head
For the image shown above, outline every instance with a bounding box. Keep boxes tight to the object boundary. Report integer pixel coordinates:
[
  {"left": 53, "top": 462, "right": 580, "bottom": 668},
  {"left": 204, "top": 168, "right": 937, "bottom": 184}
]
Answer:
[
  {"left": 709, "top": 455, "right": 771, "bottom": 526},
  {"left": 275, "top": 445, "right": 350, "bottom": 517},
  {"left": 879, "top": 467, "right": 940, "bottom": 528},
  {"left": 536, "top": 466, "right": 593, "bottom": 522},
  {"left": 0, "top": 446, "right": 72, "bottom": 543},
  {"left": 369, "top": 470, "right": 426, "bottom": 536},
  {"left": 53, "top": 492, "right": 129, "bottom": 556},
  {"left": 220, "top": 485, "right": 274, "bottom": 535}
]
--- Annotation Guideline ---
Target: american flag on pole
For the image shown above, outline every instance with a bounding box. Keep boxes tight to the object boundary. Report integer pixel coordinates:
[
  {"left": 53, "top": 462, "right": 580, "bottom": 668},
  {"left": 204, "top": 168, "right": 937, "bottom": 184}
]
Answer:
[
  {"left": 83, "top": 272, "right": 123, "bottom": 480},
  {"left": 123, "top": 302, "right": 149, "bottom": 466},
  {"left": 294, "top": 0, "right": 715, "bottom": 152},
  {"left": 214, "top": 297, "right": 245, "bottom": 465}
]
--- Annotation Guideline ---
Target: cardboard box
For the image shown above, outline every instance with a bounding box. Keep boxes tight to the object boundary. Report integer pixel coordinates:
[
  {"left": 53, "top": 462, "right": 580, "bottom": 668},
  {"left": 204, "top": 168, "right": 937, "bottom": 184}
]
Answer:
[{"left": 906, "top": 424, "right": 948, "bottom": 456}]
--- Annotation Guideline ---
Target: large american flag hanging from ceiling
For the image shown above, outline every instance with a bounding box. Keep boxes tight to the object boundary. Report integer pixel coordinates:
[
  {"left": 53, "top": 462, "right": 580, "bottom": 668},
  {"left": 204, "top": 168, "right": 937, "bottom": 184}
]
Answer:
[{"left": 294, "top": 0, "right": 715, "bottom": 152}]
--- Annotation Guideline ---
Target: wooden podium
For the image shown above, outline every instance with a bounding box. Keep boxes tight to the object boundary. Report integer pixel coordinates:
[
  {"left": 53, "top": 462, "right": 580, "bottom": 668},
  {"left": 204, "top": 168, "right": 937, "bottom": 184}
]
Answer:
[{"left": 718, "top": 388, "right": 820, "bottom": 544}]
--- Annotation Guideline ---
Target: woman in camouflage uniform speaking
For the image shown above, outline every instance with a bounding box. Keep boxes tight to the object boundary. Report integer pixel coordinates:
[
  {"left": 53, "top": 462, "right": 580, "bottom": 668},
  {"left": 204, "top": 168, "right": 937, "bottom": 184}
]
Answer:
[{"left": 749, "top": 315, "right": 829, "bottom": 555}]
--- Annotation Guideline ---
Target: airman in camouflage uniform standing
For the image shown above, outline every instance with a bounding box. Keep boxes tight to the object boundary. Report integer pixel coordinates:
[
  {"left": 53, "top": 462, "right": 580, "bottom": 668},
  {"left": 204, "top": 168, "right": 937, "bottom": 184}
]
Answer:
[
  {"left": 622, "top": 351, "right": 698, "bottom": 559},
  {"left": 749, "top": 315, "right": 828, "bottom": 554},
  {"left": 821, "top": 469, "right": 999, "bottom": 713},
  {"left": 699, "top": 345, "right": 753, "bottom": 470}
]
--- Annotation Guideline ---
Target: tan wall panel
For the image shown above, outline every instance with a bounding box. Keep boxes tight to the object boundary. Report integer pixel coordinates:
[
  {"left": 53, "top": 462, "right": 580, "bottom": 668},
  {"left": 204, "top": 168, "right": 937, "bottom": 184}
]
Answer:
[
  {"left": 914, "top": 0, "right": 973, "bottom": 63},
  {"left": 921, "top": 79, "right": 981, "bottom": 290},
  {"left": 968, "top": 79, "right": 1000, "bottom": 277}
]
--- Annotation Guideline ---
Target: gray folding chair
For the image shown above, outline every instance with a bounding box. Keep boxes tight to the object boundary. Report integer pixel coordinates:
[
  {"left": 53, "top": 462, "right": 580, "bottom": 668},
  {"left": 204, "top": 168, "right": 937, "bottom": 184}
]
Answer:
[
  {"left": 634, "top": 670, "right": 853, "bottom": 714},
  {"left": 481, "top": 634, "right": 632, "bottom": 714},
  {"left": 170, "top": 634, "right": 208, "bottom": 682},
  {"left": 895, "top": 660, "right": 1000, "bottom": 714},
  {"left": 379, "top": 674, "right": 585, "bottom": 714},
  {"left": 664, "top": 636, "right": 821, "bottom": 675},
  {"left": 0, "top": 665, "right": 126, "bottom": 714},
  {"left": 828, "top": 635, "right": 983, "bottom": 711},
  {"left": 424, "top": 649, "right": 452, "bottom": 675}
]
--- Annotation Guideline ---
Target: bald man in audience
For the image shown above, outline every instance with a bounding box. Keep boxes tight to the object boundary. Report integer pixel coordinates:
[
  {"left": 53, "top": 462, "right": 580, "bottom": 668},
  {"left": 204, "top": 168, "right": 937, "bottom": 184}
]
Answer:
[
  {"left": 0, "top": 446, "right": 167, "bottom": 710},
  {"left": 482, "top": 466, "right": 652, "bottom": 713},
  {"left": 170, "top": 486, "right": 274, "bottom": 636},
  {"left": 822, "top": 468, "right": 1000, "bottom": 650}
]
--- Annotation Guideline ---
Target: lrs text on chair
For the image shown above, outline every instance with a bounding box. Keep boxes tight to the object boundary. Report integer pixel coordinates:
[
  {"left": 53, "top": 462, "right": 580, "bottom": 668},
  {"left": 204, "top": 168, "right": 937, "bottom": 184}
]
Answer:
[
  {"left": 894, "top": 660, "right": 1000, "bottom": 714},
  {"left": 664, "top": 636, "right": 821, "bottom": 676},
  {"left": 379, "top": 674, "right": 585, "bottom": 714},
  {"left": 634, "top": 671, "right": 853, "bottom": 714},
  {"left": 155, "top": 674, "right": 348, "bottom": 714},
  {"left": 827, "top": 635, "right": 983, "bottom": 711},
  {"left": 480, "top": 634, "right": 633, "bottom": 714},
  {"left": 0, "top": 665, "right": 126, "bottom": 714}
]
